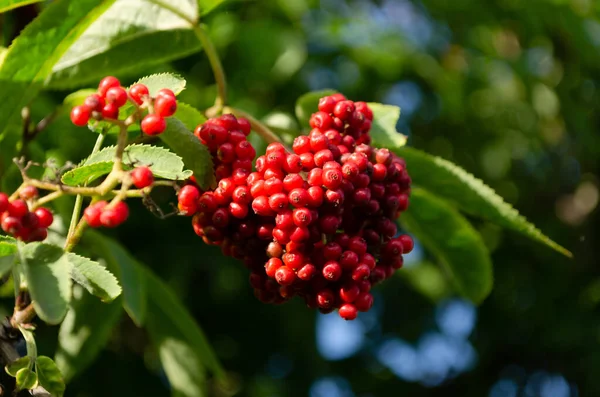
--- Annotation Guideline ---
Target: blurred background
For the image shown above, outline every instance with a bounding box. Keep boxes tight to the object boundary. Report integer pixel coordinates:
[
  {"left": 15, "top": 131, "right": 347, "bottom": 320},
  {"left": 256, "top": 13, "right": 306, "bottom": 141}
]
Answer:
[{"left": 3, "top": 0, "right": 600, "bottom": 396}]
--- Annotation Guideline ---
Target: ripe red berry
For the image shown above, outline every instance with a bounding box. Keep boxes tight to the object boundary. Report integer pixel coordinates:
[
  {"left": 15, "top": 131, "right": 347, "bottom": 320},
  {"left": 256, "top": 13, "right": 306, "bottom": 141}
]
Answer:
[
  {"left": 265, "top": 258, "right": 283, "bottom": 278},
  {"left": 28, "top": 228, "right": 48, "bottom": 242},
  {"left": 8, "top": 200, "right": 28, "bottom": 218},
  {"left": 154, "top": 94, "right": 177, "bottom": 117},
  {"left": 178, "top": 185, "right": 200, "bottom": 207},
  {"left": 318, "top": 96, "right": 337, "bottom": 113},
  {"left": 322, "top": 261, "right": 342, "bottom": 281},
  {"left": 275, "top": 266, "right": 296, "bottom": 286},
  {"left": 101, "top": 103, "right": 119, "bottom": 119},
  {"left": 19, "top": 185, "right": 38, "bottom": 200},
  {"left": 157, "top": 88, "right": 176, "bottom": 99},
  {"left": 283, "top": 251, "right": 305, "bottom": 270},
  {"left": 317, "top": 289, "right": 335, "bottom": 309},
  {"left": 129, "top": 83, "right": 149, "bottom": 105},
  {"left": 354, "top": 292, "right": 373, "bottom": 312},
  {"left": 84, "top": 94, "right": 105, "bottom": 112},
  {"left": 352, "top": 264, "right": 371, "bottom": 281},
  {"left": 339, "top": 284, "right": 360, "bottom": 303},
  {"left": 83, "top": 201, "right": 107, "bottom": 228},
  {"left": 141, "top": 114, "right": 166, "bottom": 135},
  {"left": 100, "top": 201, "right": 129, "bottom": 228},
  {"left": 235, "top": 140, "right": 256, "bottom": 161},
  {"left": 306, "top": 186, "right": 324, "bottom": 208},
  {"left": 339, "top": 303, "right": 358, "bottom": 320},
  {"left": 131, "top": 166, "right": 154, "bottom": 188},
  {"left": 293, "top": 136, "right": 311, "bottom": 154},
  {"left": 70, "top": 105, "right": 90, "bottom": 126},
  {"left": 297, "top": 264, "right": 316, "bottom": 280},
  {"left": 0, "top": 193, "right": 8, "bottom": 213},
  {"left": 268, "top": 192, "right": 289, "bottom": 212},
  {"left": 237, "top": 117, "right": 251, "bottom": 135},
  {"left": 322, "top": 168, "right": 343, "bottom": 190},
  {"left": 292, "top": 208, "right": 312, "bottom": 227},
  {"left": 252, "top": 196, "right": 272, "bottom": 216},
  {"left": 98, "top": 76, "right": 120, "bottom": 97},
  {"left": 288, "top": 188, "right": 309, "bottom": 208},
  {"left": 1, "top": 216, "right": 22, "bottom": 234},
  {"left": 34, "top": 208, "right": 53, "bottom": 228},
  {"left": 398, "top": 234, "right": 414, "bottom": 253},
  {"left": 105, "top": 86, "right": 128, "bottom": 107}
]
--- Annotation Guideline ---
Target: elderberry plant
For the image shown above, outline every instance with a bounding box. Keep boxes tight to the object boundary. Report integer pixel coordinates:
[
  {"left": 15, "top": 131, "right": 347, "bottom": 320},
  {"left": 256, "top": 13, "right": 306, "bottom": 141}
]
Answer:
[{"left": 0, "top": 0, "right": 571, "bottom": 396}]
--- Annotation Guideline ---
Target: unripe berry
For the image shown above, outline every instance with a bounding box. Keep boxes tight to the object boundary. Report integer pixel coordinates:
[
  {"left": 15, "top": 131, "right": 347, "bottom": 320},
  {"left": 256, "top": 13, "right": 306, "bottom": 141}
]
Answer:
[
  {"left": 131, "top": 166, "right": 154, "bottom": 188},
  {"left": 141, "top": 114, "right": 166, "bottom": 135}
]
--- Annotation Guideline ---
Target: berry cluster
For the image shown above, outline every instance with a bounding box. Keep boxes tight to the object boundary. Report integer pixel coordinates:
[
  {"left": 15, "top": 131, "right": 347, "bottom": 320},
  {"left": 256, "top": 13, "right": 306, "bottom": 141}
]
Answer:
[
  {"left": 0, "top": 187, "right": 53, "bottom": 242},
  {"left": 70, "top": 76, "right": 177, "bottom": 136},
  {"left": 182, "top": 95, "right": 413, "bottom": 320},
  {"left": 83, "top": 200, "right": 129, "bottom": 228}
]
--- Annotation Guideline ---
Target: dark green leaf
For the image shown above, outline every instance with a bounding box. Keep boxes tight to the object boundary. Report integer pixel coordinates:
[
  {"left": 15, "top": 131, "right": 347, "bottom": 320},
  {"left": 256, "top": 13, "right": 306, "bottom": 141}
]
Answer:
[
  {"left": 367, "top": 102, "right": 407, "bottom": 148},
  {"left": 160, "top": 117, "right": 214, "bottom": 189},
  {"left": 295, "top": 89, "right": 337, "bottom": 129},
  {"left": 134, "top": 73, "right": 186, "bottom": 97},
  {"left": 0, "top": 0, "right": 43, "bottom": 13},
  {"left": 145, "top": 265, "right": 226, "bottom": 386},
  {"left": 0, "top": 0, "right": 116, "bottom": 143},
  {"left": 0, "top": 240, "right": 17, "bottom": 277},
  {"left": 18, "top": 243, "right": 72, "bottom": 324},
  {"left": 35, "top": 356, "right": 66, "bottom": 397},
  {"left": 48, "top": 2, "right": 200, "bottom": 89},
  {"left": 55, "top": 289, "right": 122, "bottom": 381},
  {"left": 61, "top": 144, "right": 192, "bottom": 186},
  {"left": 5, "top": 356, "right": 31, "bottom": 377},
  {"left": 394, "top": 146, "right": 572, "bottom": 257},
  {"left": 400, "top": 188, "right": 493, "bottom": 304},
  {"left": 15, "top": 368, "right": 37, "bottom": 391},
  {"left": 87, "top": 234, "right": 147, "bottom": 326},
  {"left": 66, "top": 253, "right": 122, "bottom": 302}
]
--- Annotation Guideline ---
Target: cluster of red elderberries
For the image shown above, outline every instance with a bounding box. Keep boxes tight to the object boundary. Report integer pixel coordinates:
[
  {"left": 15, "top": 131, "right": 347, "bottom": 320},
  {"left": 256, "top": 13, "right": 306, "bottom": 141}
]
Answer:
[
  {"left": 0, "top": 187, "right": 53, "bottom": 242},
  {"left": 181, "top": 94, "right": 413, "bottom": 320},
  {"left": 70, "top": 76, "right": 177, "bottom": 136}
]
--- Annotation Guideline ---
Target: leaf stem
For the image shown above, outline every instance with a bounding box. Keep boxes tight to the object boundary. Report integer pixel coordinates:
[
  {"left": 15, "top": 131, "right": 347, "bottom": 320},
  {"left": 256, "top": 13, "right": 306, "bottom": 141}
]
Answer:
[{"left": 193, "top": 24, "right": 227, "bottom": 111}]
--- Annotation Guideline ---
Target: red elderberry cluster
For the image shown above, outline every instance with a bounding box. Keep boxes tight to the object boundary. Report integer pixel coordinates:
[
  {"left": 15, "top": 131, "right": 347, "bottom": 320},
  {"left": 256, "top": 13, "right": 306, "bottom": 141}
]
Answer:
[
  {"left": 0, "top": 188, "right": 53, "bottom": 242},
  {"left": 70, "top": 76, "right": 177, "bottom": 136},
  {"left": 83, "top": 201, "right": 129, "bottom": 228},
  {"left": 182, "top": 95, "right": 412, "bottom": 321}
]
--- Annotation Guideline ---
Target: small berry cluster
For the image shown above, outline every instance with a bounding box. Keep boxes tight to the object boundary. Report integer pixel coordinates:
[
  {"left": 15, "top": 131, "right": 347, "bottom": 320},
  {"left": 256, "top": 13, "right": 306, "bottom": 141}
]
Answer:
[
  {"left": 70, "top": 76, "right": 177, "bottom": 136},
  {"left": 0, "top": 187, "right": 53, "bottom": 242},
  {"left": 83, "top": 200, "right": 129, "bottom": 228},
  {"left": 183, "top": 95, "right": 413, "bottom": 321}
]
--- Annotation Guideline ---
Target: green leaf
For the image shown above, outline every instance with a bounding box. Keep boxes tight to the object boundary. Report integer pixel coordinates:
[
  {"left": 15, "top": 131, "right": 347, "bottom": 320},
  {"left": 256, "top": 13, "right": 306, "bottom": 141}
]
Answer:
[
  {"left": 367, "top": 102, "right": 407, "bottom": 148},
  {"left": 61, "top": 144, "right": 192, "bottom": 186},
  {"left": 198, "top": 0, "right": 227, "bottom": 15},
  {"left": 35, "top": 356, "right": 66, "bottom": 397},
  {"left": 400, "top": 261, "right": 452, "bottom": 303},
  {"left": 295, "top": 89, "right": 337, "bottom": 129},
  {"left": 6, "top": 356, "right": 32, "bottom": 377},
  {"left": 48, "top": 1, "right": 200, "bottom": 89},
  {"left": 0, "top": 240, "right": 17, "bottom": 277},
  {"left": 160, "top": 117, "right": 215, "bottom": 189},
  {"left": 400, "top": 188, "right": 493, "bottom": 304},
  {"left": 55, "top": 289, "right": 122, "bottom": 381},
  {"left": 145, "top": 265, "right": 226, "bottom": 388},
  {"left": 88, "top": 234, "right": 147, "bottom": 326},
  {"left": 174, "top": 102, "right": 207, "bottom": 130},
  {"left": 18, "top": 243, "right": 72, "bottom": 324},
  {"left": 0, "top": 0, "right": 116, "bottom": 143},
  {"left": 134, "top": 73, "right": 186, "bottom": 97},
  {"left": 394, "top": 146, "right": 572, "bottom": 257},
  {"left": 15, "top": 367, "right": 37, "bottom": 391},
  {"left": 0, "top": 0, "right": 43, "bottom": 13},
  {"left": 66, "top": 253, "right": 122, "bottom": 302}
]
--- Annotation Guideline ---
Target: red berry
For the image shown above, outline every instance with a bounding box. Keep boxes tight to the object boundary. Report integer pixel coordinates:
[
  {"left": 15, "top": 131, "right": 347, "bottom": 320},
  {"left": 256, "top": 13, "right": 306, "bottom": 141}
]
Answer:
[
  {"left": 306, "top": 186, "right": 324, "bottom": 208},
  {"left": 339, "top": 284, "right": 360, "bottom": 303},
  {"left": 265, "top": 258, "right": 283, "bottom": 278},
  {"left": 19, "top": 185, "right": 38, "bottom": 200},
  {"left": 83, "top": 201, "right": 107, "bottom": 228},
  {"left": 156, "top": 88, "right": 176, "bottom": 99},
  {"left": 339, "top": 303, "right": 358, "bottom": 320},
  {"left": 352, "top": 264, "right": 371, "bottom": 281},
  {"left": 292, "top": 208, "right": 312, "bottom": 227},
  {"left": 268, "top": 192, "right": 289, "bottom": 212},
  {"left": 354, "top": 292, "right": 373, "bottom": 312},
  {"left": 264, "top": 177, "right": 284, "bottom": 196},
  {"left": 284, "top": 154, "right": 303, "bottom": 173},
  {"left": 28, "top": 228, "right": 48, "bottom": 242},
  {"left": 84, "top": 94, "right": 105, "bottom": 112},
  {"left": 275, "top": 210, "right": 294, "bottom": 230},
  {"left": 288, "top": 188, "right": 309, "bottom": 208},
  {"left": 70, "top": 105, "right": 90, "bottom": 126},
  {"left": 154, "top": 95, "right": 177, "bottom": 117},
  {"left": 317, "top": 289, "right": 335, "bottom": 309},
  {"left": 131, "top": 166, "right": 154, "bottom": 188},
  {"left": 340, "top": 250, "right": 359, "bottom": 269},
  {"left": 217, "top": 143, "right": 236, "bottom": 163},
  {"left": 290, "top": 226, "right": 310, "bottom": 242},
  {"left": 129, "top": 84, "right": 149, "bottom": 105},
  {"left": 0, "top": 193, "right": 8, "bottom": 213},
  {"left": 398, "top": 234, "right": 414, "bottom": 253},
  {"left": 100, "top": 201, "right": 129, "bottom": 228},
  {"left": 318, "top": 96, "right": 338, "bottom": 113},
  {"left": 98, "top": 76, "right": 120, "bottom": 97},
  {"left": 229, "top": 202, "right": 249, "bottom": 219},
  {"left": 293, "top": 136, "right": 311, "bottom": 154},
  {"left": 212, "top": 208, "right": 230, "bottom": 228},
  {"left": 310, "top": 111, "right": 333, "bottom": 130},
  {"left": 21, "top": 212, "right": 39, "bottom": 229},
  {"left": 34, "top": 208, "right": 53, "bottom": 228},
  {"left": 179, "top": 185, "right": 200, "bottom": 207},
  {"left": 141, "top": 114, "right": 166, "bottom": 135},
  {"left": 105, "top": 86, "right": 128, "bottom": 107},
  {"left": 275, "top": 266, "right": 296, "bottom": 286},
  {"left": 101, "top": 103, "right": 119, "bottom": 119},
  {"left": 8, "top": 200, "right": 28, "bottom": 217},
  {"left": 235, "top": 141, "right": 256, "bottom": 161},
  {"left": 322, "top": 168, "right": 343, "bottom": 190},
  {"left": 283, "top": 251, "right": 305, "bottom": 270},
  {"left": 322, "top": 261, "right": 342, "bottom": 281},
  {"left": 252, "top": 196, "right": 272, "bottom": 216},
  {"left": 1, "top": 216, "right": 22, "bottom": 234},
  {"left": 237, "top": 118, "right": 251, "bottom": 135}
]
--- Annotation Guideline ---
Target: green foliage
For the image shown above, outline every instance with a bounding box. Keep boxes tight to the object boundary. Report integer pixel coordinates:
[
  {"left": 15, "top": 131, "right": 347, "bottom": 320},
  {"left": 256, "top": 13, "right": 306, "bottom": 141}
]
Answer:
[
  {"left": 395, "top": 146, "right": 572, "bottom": 257},
  {"left": 367, "top": 103, "right": 407, "bottom": 148},
  {"left": 61, "top": 144, "right": 193, "bottom": 186},
  {"left": 400, "top": 261, "right": 451, "bottom": 303},
  {"left": 401, "top": 188, "right": 493, "bottom": 303},
  {"left": 15, "top": 367, "right": 37, "bottom": 391},
  {"left": 66, "top": 253, "right": 121, "bottom": 302},
  {"left": 174, "top": 102, "right": 208, "bottom": 129},
  {"left": 198, "top": 0, "right": 227, "bottom": 15},
  {"left": 48, "top": 1, "right": 200, "bottom": 89},
  {"left": 0, "top": 238, "right": 17, "bottom": 277},
  {"left": 0, "top": 0, "right": 43, "bottom": 13},
  {"left": 294, "top": 89, "right": 336, "bottom": 129},
  {"left": 18, "top": 243, "right": 72, "bottom": 324},
  {"left": 0, "top": 0, "right": 115, "bottom": 143},
  {"left": 5, "top": 356, "right": 32, "bottom": 377},
  {"left": 89, "top": 233, "right": 147, "bottom": 326},
  {"left": 55, "top": 290, "right": 122, "bottom": 381},
  {"left": 35, "top": 356, "right": 66, "bottom": 397},
  {"left": 160, "top": 117, "right": 215, "bottom": 188},
  {"left": 133, "top": 73, "right": 187, "bottom": 96}
]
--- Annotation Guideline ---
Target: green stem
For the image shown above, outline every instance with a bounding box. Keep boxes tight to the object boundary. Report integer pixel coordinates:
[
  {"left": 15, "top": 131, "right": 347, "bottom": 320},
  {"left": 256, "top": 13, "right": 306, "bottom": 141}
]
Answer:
[
  {"left": 193, "top": 24, "right": 227, "bottom": 110},
  {"left": 226, "top": 107, "right": 283, "bottom": 145},
  {"left": 66, "top": 133, "right": 105, "bottom": 249}
]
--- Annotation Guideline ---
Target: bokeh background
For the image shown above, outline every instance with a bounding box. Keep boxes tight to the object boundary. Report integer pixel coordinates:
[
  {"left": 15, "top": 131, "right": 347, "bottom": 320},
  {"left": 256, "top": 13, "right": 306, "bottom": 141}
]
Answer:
[{"left": 3, "top": 0, "right": 600, "bottom": 396}]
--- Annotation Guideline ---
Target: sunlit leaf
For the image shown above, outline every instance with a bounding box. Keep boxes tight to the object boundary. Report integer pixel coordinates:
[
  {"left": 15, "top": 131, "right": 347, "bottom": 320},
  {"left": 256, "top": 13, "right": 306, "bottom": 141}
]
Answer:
[
  {"left": 295, "top": 89, "right": 337, "bottom": 129},
  {"left": 35, "top": 356, "right": 66, "bottom": 397},
  {"left": 66, "top": 253, "right": 122, "bottom": 302}
]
